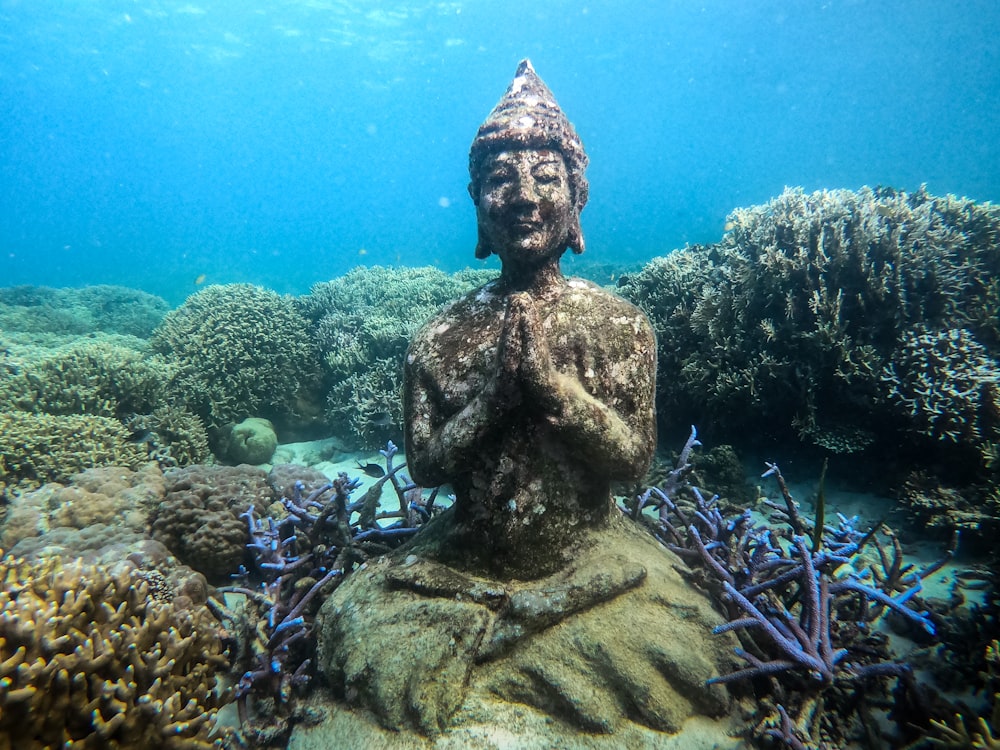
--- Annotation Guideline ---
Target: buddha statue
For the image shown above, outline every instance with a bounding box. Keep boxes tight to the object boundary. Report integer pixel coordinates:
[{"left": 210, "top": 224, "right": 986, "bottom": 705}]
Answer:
[
  {"left": 403, "top": 59, "right": 656, "bottom": 578},
  {"left": 311, "top": 60, "right": 740, "bottom": 748}
]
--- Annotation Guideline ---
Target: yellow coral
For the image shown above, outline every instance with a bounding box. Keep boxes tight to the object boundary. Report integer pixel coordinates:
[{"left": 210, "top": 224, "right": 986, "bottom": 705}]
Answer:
[{"left": 0, "top": 552, "right": 231, "bottom": 748}]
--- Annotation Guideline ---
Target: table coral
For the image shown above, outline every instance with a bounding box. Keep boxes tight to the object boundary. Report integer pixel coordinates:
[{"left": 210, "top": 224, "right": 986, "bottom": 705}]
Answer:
[{"left": 0, "top": 552, "right": 231, "bottom": 749}]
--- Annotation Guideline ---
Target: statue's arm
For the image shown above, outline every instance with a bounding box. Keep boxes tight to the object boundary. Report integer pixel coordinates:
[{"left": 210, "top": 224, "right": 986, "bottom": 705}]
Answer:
[
  {"left": 516, "top": 293, "right": 656, "bottom": 480},
  {"left": 541, "top": 343, "right": 656, "bottom": 480},
  {"left": 403, "top": 357, "right": 512, "bottom": 487}
]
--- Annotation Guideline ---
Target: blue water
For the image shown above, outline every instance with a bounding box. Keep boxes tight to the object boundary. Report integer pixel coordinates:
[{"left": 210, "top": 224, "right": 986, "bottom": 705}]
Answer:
[{"left": 2, "top": 0, "right": 998, "bottom": 305}]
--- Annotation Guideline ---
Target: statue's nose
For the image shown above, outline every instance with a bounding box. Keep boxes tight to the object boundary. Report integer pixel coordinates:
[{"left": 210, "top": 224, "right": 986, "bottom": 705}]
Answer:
[{"left": 509, "top": 172, "right": 540, "bottom": 205}]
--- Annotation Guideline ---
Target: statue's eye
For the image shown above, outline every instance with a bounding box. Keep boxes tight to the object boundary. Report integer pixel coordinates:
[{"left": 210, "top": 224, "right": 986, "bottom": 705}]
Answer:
[
  {"left": 485, "top": 169, "right": 513, "bottom": 188},
  {"left": 533, "top": 168, "right": 562, "bottom": 185}
]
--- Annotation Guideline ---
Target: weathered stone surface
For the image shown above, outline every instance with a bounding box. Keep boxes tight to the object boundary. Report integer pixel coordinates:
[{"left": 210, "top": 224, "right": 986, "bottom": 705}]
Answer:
[
  {"left": 302, "top": 59, "right": 744, "bottom": 748},
  {"left": 313, "top": 516, "right": 742, "bottom": 745}
]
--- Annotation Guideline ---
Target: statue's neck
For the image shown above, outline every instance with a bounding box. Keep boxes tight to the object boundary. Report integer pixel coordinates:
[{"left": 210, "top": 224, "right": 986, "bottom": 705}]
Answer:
[{"left": 498, "top": 257, "right": 566, "bottom": 299}]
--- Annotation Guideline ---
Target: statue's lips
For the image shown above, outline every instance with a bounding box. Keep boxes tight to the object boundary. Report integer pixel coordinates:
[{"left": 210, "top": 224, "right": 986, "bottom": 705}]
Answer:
[{"left": 510, "top": 220, "right": 542, "bottom": 233}]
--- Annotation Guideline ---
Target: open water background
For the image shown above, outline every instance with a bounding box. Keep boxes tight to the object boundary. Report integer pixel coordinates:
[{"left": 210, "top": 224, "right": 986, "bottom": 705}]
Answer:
[{"left": 2, "top": 0, "right": 998, "bottom": 304}]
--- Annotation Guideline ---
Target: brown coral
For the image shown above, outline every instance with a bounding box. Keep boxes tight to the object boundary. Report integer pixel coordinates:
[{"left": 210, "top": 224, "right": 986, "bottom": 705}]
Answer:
[
  {"left": 0, "top": 552, "right": 231, "bottom": 749},
  {"left": 150, "top": 284, "right": 321, "bottom": 430},
  {"left": 0, "top": 463, "right": 166, "bottom": 550},
  {"left": 150, "top": 464, "right": 278, "bottom": 581}
]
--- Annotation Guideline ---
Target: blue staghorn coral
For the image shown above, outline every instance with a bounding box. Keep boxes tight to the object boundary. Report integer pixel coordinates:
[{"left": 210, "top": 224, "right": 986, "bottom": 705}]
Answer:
[
  {"left": 217, "top": 441, "right": 439, "bottom": 745},
  {"left": 624, "top": 427, "right": 950, "bottom": 747}
]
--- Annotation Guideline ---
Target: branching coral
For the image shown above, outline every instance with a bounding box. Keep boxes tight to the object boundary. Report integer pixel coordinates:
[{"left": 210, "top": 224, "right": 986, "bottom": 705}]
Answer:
[
  {"left": 150, "top": 284, "right": 321, "bottom": 430},
  {"left": 298, "top": 266, "right": 494, "bottom": 448},
  {"left": 218, "top": 442, "right": 439, "bottom": 744},
  {"left": 0, "top": 551, "right": 231, "bottom": 748},
  {"left": 882, "top": 327, "right": 1000, "bottom": 444},
  {"left": 619, "top": 186, "right": 1000, "bottom": 455},
  {"left": 624, "top": 428, "right": 941, "bottom": 747},
  {"left": 0, "top": 338, "right": 171, "bottom": 418},
  {"left": 0, "top": 411, "right": 146, "bottom": 492},
  {"left": 0, "top": 284, "right": 170, "bottom": 337}
]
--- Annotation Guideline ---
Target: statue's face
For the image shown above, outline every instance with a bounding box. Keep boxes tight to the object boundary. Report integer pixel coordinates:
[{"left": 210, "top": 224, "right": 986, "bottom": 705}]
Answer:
[{"left": 476, "top": 149, "right": 573, "bottom": 267}]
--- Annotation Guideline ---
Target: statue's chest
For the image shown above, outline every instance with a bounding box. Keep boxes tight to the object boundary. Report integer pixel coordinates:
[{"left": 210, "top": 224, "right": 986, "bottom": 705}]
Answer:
[{"left": 430, "top": 307, "right": 584, "bottom": 402}]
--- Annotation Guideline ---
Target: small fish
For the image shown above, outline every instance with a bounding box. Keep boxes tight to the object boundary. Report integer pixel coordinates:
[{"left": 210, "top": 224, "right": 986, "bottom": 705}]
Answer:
[
  {"left": 724, "top": 220, "right": 737, "bottom": 231},
  {"left": 358, "top": 248, "right": 368, "bottom": 256},
  {"left": 194, "top": 273, "right": 207, "bottom": 285},
  {"left": 127, "top": 428, "right": 156, "bottom": 445},
  {"left": 356, "top": 461, "right": 385, "bottom": 478},
  {"left": 875, "top": 205, "right": 893, "bottom": 218}
]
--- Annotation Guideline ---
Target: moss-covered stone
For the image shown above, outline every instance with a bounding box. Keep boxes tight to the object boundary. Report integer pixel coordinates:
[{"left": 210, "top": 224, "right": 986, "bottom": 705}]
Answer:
[{"left": 316, "top": 516, "right": 740, "bottom": 742}]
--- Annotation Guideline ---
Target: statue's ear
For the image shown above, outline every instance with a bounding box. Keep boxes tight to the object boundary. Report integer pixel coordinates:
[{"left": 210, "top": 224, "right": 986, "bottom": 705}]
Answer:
[
  {"left": 568, "top": 211, "right": 586, "bottom": 255},
  {"left": 475, "top": 224, "right": 493, "bottom": 259}
]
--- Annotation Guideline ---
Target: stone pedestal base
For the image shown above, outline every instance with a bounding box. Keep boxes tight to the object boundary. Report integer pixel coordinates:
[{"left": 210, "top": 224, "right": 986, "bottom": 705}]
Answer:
[{"left": 310, "top": 515, "right": 745, "bottom": 745}]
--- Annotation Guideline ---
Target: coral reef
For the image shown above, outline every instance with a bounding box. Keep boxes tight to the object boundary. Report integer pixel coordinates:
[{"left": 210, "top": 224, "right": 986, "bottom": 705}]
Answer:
[
  {"left": 124, "top": 404, "right": 213, "bottom": 468},
  {"left": 150, "top": 284, "right": 321, "bottom": 431},
  {"left": 1, "top": 463, "right": 166, "bottom": 549},
  {"left": 882, "top": 326, "right": 1000, "bottom": 444},
  {"left": 0, "top": 551, "right": 230, "bottom": 748},
  {"left": 218, "top": 442, "right": 435, "bottom": 745},
  {"left": 0, "top": 411, "right": 146, "bottom": 492},
  {"left": 619, "top": 186, "right": 1000, "bottom": 457},
  {"left": 625, "top": 428, "right": 943, "bottom": 747},
  {"left": 150, "top": 464, "right": 276, "bottom": 582},
  {"left": 298, "top": 266, "right": 493, "bottom": 448},
  {"left": 0, "top": 337, "right": 171, "bottom": 418},
  {"left": 0, "top": 284, "right": 170, "bottom": 337}
]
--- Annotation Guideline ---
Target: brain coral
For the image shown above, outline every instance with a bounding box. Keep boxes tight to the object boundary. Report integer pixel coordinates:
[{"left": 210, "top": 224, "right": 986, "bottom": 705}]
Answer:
[
  {"left": 150, "top": 284, "right": 321, "bottom": 430},
  {"left": 299, "top": 266, "right": 494, "bottom": 448},
  {"left": 150, "top": 464, "right": 277, "bottom": 582},
  {"left": 0, "top": 411, "right": 146, "bottom": 493},
  {"left": 0, "top": 552, "right": 230, "bottom": 748},
  {"left": 619, "top": 186, "right": 1000, "bottom": 453}
]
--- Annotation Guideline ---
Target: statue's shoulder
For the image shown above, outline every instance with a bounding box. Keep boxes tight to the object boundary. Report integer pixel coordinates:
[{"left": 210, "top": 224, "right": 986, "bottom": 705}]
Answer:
[
  {"left": 427, "top": 279, "right": 504, "bottom": 322},
  {"left": 410, "top": 280, "right": 504, "bottom": 349},
  {"left": 562, "top": 277, "right": 652, "bottom": 329}
]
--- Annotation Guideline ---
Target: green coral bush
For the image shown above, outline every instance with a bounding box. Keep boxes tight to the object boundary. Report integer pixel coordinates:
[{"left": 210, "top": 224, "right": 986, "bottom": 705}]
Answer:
[
  {"left": 150, "top": 284, "right": 321, "bottom": 430},
  {"left": 0, "top": 284, "right": 170, "bottom": 337},
  {"left": 0, "top": 411, "right": 146, "bottom": 491},
  {"left": 0, "top": 338, "right": 171, "bottom": 418},
  {"left": 619, "top": 186, "right": 1000, "bottom": 455},
  {"left": 299, "top": 266, "right": 494, "bottom": 447}
]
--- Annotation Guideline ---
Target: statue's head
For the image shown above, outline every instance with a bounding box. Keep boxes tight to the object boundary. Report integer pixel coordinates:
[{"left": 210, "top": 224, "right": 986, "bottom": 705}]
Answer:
[{"left": 468, "top": 60, "right": 589, "bottom": 262}]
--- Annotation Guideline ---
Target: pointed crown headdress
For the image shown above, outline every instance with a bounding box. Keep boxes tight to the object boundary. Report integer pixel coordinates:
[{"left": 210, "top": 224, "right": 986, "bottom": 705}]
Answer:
[{"left": 468, "top": 59, "right": 589, "bottom": 258}]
